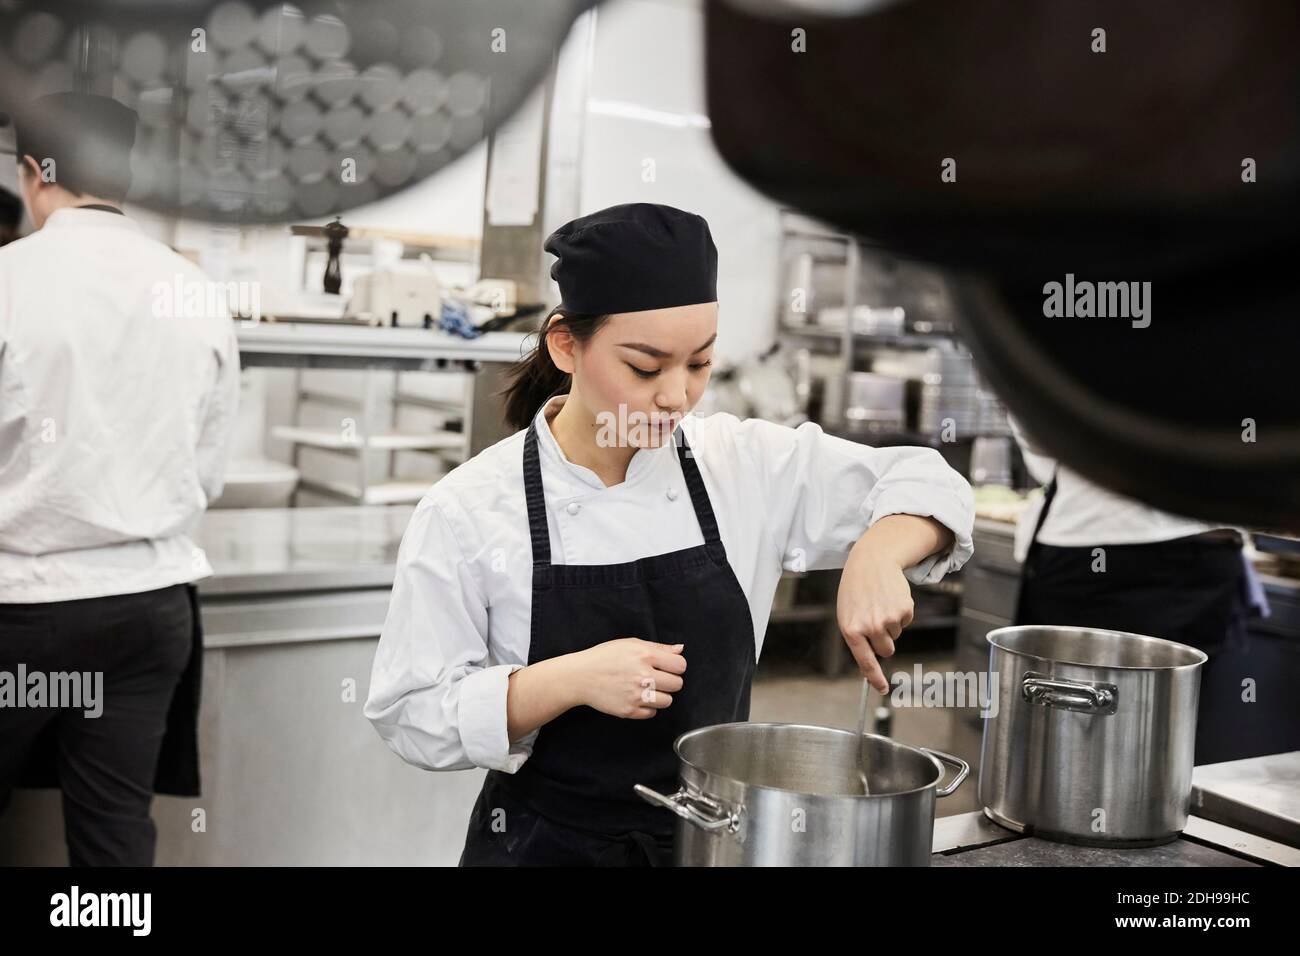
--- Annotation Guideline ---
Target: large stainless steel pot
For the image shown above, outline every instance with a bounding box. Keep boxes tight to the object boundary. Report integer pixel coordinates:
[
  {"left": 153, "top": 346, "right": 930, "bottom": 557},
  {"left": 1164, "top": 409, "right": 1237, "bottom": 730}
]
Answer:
[
  {"left": 979, "top": 625, "right": 1207, "bottom": 847},
  {"left": 635, "top": 722, "right": 968, "bottom": 866}
]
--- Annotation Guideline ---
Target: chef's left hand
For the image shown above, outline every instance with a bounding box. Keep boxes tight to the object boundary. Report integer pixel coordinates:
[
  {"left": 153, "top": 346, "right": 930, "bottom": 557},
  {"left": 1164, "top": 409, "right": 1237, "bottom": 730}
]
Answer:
[{"left": 835, "top": 514, "right": 951, "bottom": 693}]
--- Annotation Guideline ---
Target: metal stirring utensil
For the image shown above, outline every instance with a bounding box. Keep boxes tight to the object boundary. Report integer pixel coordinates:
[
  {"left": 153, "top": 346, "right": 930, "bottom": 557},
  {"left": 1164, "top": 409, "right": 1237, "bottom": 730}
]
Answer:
[{"left": 855, "top": 678, "right": 872, "bottom": 795}]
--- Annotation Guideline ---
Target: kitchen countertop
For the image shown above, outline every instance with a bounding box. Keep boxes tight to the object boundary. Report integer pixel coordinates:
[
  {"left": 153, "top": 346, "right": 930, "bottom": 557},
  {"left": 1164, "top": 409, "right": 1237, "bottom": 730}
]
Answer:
[
  {"left": 236, "top": 323, "right": 529, "bottom": 369},
  {"left": 196, "top": 504, "right": 414, "bottom": 595},
  {"left": 932, "top": 809, "right": 1298, "bottom": 866},
  {"left": 933, "top": 750, "right": 1300, "bottom": 866}
]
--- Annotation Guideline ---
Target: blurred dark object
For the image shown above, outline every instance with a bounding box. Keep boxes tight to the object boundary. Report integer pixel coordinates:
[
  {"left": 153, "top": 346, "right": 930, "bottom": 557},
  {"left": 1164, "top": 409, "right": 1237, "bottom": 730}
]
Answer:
[
  {"left": 478, "top": 300, "right": 545, "bottom": 334},
  {"left": 1, "top": 109, "right": 23, "bottom": 245},
  {"left": 0, "top": 184, "right": 22, "bottom": 246},
  {"left": 705, "top": 0, "right": 1300, "bottom": 529}
]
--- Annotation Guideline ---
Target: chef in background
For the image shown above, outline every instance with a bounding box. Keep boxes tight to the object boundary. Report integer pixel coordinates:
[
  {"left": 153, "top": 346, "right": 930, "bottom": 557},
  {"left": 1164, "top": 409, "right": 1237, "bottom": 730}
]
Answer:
[
  {"left": 0, "top": 93, "right": 240, "bottom": 865},
  {"left": 1009, "top": 417, "right": 1271, "bottom": 764}
]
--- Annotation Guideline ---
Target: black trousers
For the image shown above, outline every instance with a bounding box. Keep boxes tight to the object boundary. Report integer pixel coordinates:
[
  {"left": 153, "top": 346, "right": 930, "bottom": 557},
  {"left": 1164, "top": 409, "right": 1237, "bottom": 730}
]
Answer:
[
  {"left": 0, "top": 584, "right": 192, "bottom": 865},
  {"left": 1017, "top": 536, "right": 1278, "bottom": 765}
]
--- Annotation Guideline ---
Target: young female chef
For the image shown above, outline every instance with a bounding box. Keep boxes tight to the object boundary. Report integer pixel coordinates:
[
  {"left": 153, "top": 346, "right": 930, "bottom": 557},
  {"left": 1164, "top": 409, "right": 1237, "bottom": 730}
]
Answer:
[{"left": 365, "top": 203, "right": 975, "bottom": 866}]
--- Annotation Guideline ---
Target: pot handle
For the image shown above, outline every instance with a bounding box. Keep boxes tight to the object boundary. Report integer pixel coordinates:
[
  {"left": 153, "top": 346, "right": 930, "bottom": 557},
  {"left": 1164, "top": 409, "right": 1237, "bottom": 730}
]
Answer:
[
  {"left": 634, "top": 784, "right": 740, "bottom": 833},
  {"left": 920, "top": 748, "right": 970, "bottom": 797},
  {"left": 1022, "top": 673, "right": 1119, "bottom": 715}
]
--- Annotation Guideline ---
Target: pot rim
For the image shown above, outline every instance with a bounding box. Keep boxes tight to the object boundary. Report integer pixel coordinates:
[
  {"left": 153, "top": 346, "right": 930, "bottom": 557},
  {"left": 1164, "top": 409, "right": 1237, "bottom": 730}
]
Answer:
[
  {"left": 985, "top": 624, "right": 1208, "bottom": 671},
  {"left": 671, "top": 721, "right": 945, "bottom": 800}
]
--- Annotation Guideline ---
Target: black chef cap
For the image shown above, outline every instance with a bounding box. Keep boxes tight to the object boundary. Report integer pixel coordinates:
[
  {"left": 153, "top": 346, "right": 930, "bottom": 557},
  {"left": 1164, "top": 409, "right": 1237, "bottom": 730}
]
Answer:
[
  {"left": 544, "top": 203, "right": 718, "bottom": 314},
  {"left": 14, "top": 92, "right": 137, "bottom": 201}
]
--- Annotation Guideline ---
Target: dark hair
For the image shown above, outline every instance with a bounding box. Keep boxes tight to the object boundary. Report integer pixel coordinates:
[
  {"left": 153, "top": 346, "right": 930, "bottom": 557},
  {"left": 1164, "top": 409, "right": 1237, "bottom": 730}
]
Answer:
[{"left": 500, "top": 308, "right": 610, "bottom": 431}]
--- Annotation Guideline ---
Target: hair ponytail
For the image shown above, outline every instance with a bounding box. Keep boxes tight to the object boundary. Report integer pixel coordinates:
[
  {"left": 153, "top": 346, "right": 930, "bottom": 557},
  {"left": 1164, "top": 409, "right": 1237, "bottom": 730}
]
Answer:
[{"left": 500, "top": 308, "right": 611, "bottom": 431}]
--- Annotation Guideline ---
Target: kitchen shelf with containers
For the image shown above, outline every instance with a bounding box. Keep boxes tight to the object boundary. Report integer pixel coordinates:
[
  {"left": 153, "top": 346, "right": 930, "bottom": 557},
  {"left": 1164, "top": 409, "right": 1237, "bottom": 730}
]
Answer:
[
  {"left": 773, "top": 209, "right": 1012, "bottom": 467},
  {"left": 228, "top": 221, "right": 533, "bottom": 507},
  {"left": 271, "top": 367, "right": 474, "bottom": 507}
]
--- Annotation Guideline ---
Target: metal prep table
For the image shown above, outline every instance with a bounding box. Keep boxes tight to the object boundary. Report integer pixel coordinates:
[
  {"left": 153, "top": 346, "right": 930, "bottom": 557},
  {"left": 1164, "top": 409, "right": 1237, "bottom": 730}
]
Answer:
[
  {"left": 1190, "top": 751, "right": 1300, "bottom": 849},
  {"left": 933, "top": 751, "right": 1300, "bottom": 866},
  {"left": 932, "top": 810, "right": 1298, "bottom": 867}
]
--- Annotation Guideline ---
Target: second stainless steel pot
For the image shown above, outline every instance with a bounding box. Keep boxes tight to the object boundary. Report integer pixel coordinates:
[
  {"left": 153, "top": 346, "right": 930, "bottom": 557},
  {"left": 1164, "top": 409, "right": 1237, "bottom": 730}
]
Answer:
[
  {"left": 636, "top": 722, "right": 967, "bottom": 866},
  {"left": 979, "top": 625, "right": 1207, "bottom": 847}
]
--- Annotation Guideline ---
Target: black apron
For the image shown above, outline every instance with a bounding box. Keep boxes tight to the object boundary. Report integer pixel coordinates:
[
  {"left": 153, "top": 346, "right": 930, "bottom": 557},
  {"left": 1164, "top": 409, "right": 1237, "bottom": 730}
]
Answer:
[
  {"left": 460, "top": 417, "right": 756, "bottom": 866},
  {"left": 1013, "top": 475, "right": 1253, "bottom": 763},
  {"left": 16, "top": 583, "right": 204, "bottom": 797},
  {"left": 1010, "top": 472, "right": 1057, "bottom": 627}
]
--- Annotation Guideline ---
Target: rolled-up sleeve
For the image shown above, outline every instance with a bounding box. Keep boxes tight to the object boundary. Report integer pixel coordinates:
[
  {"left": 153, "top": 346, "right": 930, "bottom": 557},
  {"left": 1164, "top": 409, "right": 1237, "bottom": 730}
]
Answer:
[
  {"left": 736, "top": 417, "right": 974, "bottom": 584},
  {"left": 364, "top": 497, "right": 533, "bottom": 773}
]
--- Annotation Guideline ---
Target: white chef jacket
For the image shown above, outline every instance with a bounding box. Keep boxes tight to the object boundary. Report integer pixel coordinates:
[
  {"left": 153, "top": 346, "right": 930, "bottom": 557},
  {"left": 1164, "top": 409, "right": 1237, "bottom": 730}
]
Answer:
[
  {"left": 365, "top": 392, "right": 975, "bottom": 774},
  {"left": 1008, "top": 417, "right": 1222, "bottom": 563},
  {"left": 0, "top": 207, "right": 240, "bottom": 603}
]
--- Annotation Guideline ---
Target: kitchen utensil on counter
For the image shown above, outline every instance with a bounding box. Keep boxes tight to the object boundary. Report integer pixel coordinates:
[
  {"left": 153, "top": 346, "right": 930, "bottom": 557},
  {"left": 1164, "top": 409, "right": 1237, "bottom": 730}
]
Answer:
[
  {"left": 635, "top": 722, "right": 968, "bottom": 866},
  {"left": 346, "top": 270, "right": 443, "bottom": 327},
  {"left": 843, "top": 372, "right": 905, "bottom": 436},
  {"left": 979, "top": 625, "right": 1207, "bottom": 847},
  {"left": 917, "top": 343, "right": 980, "bottom": 436},
  {"left": 855, "top": 679, "right": 872, "bottom": 795}
]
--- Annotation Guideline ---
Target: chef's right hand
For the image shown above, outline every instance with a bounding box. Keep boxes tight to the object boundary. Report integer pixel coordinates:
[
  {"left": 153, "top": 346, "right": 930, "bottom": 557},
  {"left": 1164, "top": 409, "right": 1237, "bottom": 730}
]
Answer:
[{"left": 574, "top": 638, "right": 686, "bottom": 719}]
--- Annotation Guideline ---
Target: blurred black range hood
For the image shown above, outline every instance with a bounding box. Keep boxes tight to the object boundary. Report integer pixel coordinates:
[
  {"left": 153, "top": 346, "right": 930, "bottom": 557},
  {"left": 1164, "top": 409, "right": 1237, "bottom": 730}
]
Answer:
[{"left": 705, "top": 0, "right": 1300, "bottom": 529}]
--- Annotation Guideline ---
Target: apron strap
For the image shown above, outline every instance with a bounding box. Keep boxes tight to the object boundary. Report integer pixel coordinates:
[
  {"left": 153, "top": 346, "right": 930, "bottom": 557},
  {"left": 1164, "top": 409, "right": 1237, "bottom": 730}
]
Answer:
[
  {"left": 674, "top": 428, "right": 722, "bottom": 546},
  {"left": 1027, "top": 469, "right": 1059, "bottom": 548},
  {"left": 1013, "top": 468, "right": 1059, "bottom": 624},
  {"left": 523, "top": 421, "right": 552, "bottom": 567}
]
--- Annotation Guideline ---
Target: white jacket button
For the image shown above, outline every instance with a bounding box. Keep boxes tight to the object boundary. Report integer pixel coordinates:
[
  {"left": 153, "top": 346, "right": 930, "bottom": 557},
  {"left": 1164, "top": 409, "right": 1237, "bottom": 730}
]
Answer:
[
  {"left": 567, "top": 502, "right": 580, "bottom": 515},
  {"left": 666, "top": 488, "right": 679, "bottom": 501}
]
